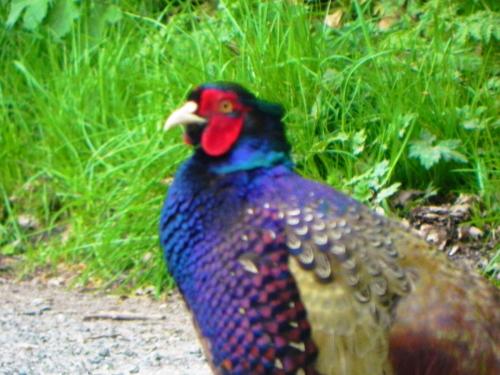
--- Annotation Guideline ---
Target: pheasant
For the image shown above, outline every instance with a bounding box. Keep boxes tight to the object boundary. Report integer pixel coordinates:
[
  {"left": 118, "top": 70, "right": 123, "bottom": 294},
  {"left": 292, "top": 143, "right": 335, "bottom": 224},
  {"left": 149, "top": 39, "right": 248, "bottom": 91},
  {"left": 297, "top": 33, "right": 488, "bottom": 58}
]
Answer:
[{"left": 159, "top": 82, "right": 499, "bottom": 375}]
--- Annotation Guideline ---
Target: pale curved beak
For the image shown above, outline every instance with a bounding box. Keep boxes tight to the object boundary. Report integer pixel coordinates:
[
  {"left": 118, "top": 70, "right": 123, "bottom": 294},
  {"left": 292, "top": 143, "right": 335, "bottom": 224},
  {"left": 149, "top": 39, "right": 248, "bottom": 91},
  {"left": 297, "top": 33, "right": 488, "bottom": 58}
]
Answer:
[{"left": 163, "top": 101, "right": 207, "bottom": 131}]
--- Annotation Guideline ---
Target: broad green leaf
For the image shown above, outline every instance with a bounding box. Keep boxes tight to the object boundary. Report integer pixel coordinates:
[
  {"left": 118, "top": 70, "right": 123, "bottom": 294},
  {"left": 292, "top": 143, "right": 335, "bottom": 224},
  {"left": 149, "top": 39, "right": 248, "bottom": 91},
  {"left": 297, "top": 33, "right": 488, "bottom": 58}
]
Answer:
[
  {"left": 104, "top": 4, "right": 122, "bottom": 24},
  {"left": 88, "top": 3, "right": 123, "bottom": 40},
  {"left": 46, "top": 0, "right": 80, "bottom": 38},
  {"left": 88, "top": 3, "right": 107, "bottom": 39},
  {"left": 6, "top": 0, "right": 31, "bottom": 28},
  {"left": 22, "top": 0, "right": 50, "bottom": 30}
]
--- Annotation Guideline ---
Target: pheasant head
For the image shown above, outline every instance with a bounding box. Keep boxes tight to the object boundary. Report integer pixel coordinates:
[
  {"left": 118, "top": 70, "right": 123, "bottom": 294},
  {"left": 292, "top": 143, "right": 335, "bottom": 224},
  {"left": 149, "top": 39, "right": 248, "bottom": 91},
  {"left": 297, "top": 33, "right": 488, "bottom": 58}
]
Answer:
[{"left": 164, "top": 83, "right": 291, "bottom": 173}]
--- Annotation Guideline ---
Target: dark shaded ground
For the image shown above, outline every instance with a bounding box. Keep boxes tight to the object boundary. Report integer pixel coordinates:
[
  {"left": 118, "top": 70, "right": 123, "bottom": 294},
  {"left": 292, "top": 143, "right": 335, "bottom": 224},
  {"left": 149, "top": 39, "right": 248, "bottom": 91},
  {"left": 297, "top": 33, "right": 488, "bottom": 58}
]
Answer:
[{"left": 393, "top": 191, "right": 498, "bottom": 277}]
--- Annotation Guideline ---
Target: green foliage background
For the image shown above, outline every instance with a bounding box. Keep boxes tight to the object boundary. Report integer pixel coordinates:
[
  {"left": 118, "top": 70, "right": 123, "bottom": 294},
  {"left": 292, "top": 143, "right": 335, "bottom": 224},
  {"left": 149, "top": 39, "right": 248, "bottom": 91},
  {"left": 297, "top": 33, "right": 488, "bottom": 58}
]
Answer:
[{"left": 0, "top": 0, "right": 499, "bottom": 290}]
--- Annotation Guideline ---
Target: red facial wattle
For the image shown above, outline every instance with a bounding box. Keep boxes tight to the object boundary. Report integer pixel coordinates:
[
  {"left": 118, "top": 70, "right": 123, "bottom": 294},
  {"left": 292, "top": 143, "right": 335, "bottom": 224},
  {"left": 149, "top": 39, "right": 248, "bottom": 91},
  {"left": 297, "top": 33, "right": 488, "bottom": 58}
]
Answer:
[
  {"left": 196, "top": 88, "right": 248, "bottom": 157},
  {"left": 201, "top": 115, "right": 244, "bottom": 156}
]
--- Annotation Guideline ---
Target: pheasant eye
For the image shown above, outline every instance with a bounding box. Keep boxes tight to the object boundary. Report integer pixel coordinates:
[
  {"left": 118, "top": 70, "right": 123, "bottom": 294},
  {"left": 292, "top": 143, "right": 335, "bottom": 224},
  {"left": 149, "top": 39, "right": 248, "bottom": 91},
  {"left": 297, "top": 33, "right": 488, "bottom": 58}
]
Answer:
[{"left": 218, "top": 100, "right": 234, "bottom": 113}]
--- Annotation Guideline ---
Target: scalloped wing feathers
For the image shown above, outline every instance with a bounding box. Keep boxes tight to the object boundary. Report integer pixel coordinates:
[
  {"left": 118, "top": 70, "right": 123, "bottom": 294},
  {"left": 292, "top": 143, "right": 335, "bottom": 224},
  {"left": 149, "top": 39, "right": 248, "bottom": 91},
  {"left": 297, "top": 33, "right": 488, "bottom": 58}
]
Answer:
[{"left": 161, "top": 165, "right": 499, "bottom": 375}]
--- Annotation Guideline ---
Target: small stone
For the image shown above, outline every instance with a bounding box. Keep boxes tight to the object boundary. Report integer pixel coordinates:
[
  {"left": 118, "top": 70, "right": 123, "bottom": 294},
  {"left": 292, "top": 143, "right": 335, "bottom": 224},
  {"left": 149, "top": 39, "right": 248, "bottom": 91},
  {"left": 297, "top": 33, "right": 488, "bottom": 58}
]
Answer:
[
  {"left": 73, "top": 347, "right": 83, "bottom": 355},
  {"left": 38, "top": 306, "right": 51, "bottom": 315},
  {"left": 468, "top": 226, "right": 484, "bottom": 239},
  {"left": 457, "top": 225, "right": 484, "bottom": 240},
  {"left": 56, "top": 314, "right": 66, "bottom": 322},
  {"left": 419, "top": 224, "right": 447, "bottom": 250},
  {"left": 17, "top": 214, "right": 40, "bottom": 231},
  {"left": 17, "top": 343, "right": 38, "bottom": 350},
  {"left": 400, "top": 219, "right": 411, "bottom": 228},
  {"left": 450, "top": 204, "right": 471, "bottom": 220},
  {"left": 99, "top": 348, "right": 110, "bottom": 358},
  {"left": 142, "top": 252, "right": 153, "bottom": 262},
  {"left": 47, "top": 277, "right": 65, "bottom": 287},
  {"left": 129, "top": 366, "right": 140, "bottom": 374},
  {"left": 449, "top": 245, "right": 461, "bottom": 256},
  {"left": 89, "top": 356, "right": 103, "bottom": 365},
  {"left": 123, "top": 349, "right": 136, "bottom": 357},
  {"left": 374, "top": 206, "right": 386, "bottom": 216},
  {"left": 31, "top": 298, "right": 44, "bottom": 306}
]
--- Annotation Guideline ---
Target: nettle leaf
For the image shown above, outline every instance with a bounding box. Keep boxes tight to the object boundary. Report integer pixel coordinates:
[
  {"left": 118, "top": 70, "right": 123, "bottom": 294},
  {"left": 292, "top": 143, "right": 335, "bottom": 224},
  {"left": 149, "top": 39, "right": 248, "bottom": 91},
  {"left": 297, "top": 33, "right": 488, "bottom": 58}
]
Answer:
[
  {"left": 372, "top": 159, "right": 390, "bottom": 181},
  {"left": 330, "top": 131, "right": 349, "bottom": 143},
  {"left": 6, "top": 0, "right": 51, "bottom": 30},
  {"left": 486, "top": 76, "right": 500, "bottom": 92},
  {"left": 409, "top": 131, "right": 468, "bottom": 170},
  {"left": 6, "top": 0, "right": 31, "bottom": 28},
  {"left": 397, "top": 113, "right": 417, "bottom": 138},
  {"left": 89, "top": 3, "right": 123, "bottom": 39},
  {"left": 456, "top": 105, "right": 488, "bottom": 131},
  {"left": 375, "top": 182, "right": 401, "bottom": 204},
  {"left": 346, "top": 159, "right": 400, "bottom": 203},
  {"left": 462, "top": 119, "right": 485, "bottom": 130},
  {"left": 352, "top": 181, "right": 373, "bottom": 202},
  {"left": 438, "top": 140, "right": 468, "bottom": 163},
  {"left": 454, "top": 11, "right": 500, "bottom": 45},
  {"left": 351, "top": 129, "right": 366, "bottom": 156},
  {"left": 47, "top": 0, "right": 80, "bottom": 38},
  {"left": 104, "top": 4, "right": 122, "bottom": 24},
  {"left": 23, "top": 0, "right": 50, "bottom": 30}
]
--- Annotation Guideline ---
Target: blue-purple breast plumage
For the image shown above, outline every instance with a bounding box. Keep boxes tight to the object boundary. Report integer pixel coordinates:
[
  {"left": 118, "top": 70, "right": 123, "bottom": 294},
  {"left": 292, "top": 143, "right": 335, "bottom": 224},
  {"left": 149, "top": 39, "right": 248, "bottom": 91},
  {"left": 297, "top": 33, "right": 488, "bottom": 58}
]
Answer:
[
  {"left": 159, "top": 83, "right": 499, "bottom": 375},
  {"left": 161, "top": 164, "right": 323, "bottom": 374}
]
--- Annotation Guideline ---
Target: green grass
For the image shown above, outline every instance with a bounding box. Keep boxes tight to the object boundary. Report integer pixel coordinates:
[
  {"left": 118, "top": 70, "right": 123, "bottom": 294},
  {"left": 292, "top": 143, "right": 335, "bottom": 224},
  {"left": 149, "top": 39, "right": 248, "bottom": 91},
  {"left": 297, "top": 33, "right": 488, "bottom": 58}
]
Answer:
[{"left": 0, "top": 1, "right": 498, "bottom": 292}]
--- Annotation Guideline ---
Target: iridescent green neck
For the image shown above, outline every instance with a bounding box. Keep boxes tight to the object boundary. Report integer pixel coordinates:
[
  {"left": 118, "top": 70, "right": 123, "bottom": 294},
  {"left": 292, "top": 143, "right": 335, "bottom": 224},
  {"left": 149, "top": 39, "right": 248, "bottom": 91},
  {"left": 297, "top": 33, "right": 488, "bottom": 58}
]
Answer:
[
  {"left": 211, "top": 150, "right": 292, "bottom": 174},
  {"left": 193, "top": 137, "right": 292, "bottom": 175}
]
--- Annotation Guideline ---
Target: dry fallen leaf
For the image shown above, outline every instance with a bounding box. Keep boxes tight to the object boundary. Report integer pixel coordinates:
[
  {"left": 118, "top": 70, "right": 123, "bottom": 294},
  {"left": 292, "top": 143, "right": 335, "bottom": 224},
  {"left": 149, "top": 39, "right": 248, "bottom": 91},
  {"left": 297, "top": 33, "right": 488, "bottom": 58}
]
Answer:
[
  {"left": 324, "top": 9, "right": 343, "bottom": 29},
  {"left": 449, "top": 245, "right": 461, "bottom": 256},
  {"left": 17, "top": 214, "right": 40, "bottom": 231},
  {"left": 468, "top": 226, "right": 484, "bottom": 239},
  {"left": 378, "top": 16, "right": 398, "bottom": 31},
  {"left": 161, "top": 177, "right": 174, "bottom": 186},
  {"left": 392, "top": 189, "right": 423, "bottom": 208}
]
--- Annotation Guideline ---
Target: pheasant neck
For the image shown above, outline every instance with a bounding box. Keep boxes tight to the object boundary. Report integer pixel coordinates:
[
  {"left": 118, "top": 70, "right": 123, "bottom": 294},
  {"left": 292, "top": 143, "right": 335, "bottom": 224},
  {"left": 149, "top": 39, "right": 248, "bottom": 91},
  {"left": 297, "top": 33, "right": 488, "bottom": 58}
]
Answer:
[{"left": 196, "top": 137, "right": 293, "bottom": 175}]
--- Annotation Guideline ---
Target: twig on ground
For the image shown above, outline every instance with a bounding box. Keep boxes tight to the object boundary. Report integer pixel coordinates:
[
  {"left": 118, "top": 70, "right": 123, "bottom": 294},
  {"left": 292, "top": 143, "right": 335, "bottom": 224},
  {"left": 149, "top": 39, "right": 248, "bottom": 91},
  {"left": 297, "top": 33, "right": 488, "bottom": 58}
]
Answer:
[{"left": 83, "top": 312, "right": 165, "bottom": 322}]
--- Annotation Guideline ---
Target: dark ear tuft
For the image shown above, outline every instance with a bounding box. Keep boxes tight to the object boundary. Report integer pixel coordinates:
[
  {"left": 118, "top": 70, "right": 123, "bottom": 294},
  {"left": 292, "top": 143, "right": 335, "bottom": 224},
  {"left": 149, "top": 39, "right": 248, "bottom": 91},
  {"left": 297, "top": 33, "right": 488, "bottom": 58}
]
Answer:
[{"left": 250, "top": 99, "right": 285, "bottom": 119}]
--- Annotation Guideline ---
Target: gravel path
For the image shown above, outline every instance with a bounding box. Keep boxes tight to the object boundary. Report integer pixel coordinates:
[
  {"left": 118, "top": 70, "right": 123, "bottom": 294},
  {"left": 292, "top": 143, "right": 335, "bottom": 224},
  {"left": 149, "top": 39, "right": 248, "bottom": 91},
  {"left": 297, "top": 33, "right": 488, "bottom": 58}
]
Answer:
[{"left": 0, "top": 279, "right": 211, "bottom": 375}]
